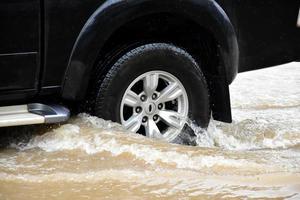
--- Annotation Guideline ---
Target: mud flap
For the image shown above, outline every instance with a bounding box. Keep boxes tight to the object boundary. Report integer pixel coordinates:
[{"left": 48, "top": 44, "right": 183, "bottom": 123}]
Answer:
[{"left": 207, "top": 75, "right": 232, "bottom": 123}]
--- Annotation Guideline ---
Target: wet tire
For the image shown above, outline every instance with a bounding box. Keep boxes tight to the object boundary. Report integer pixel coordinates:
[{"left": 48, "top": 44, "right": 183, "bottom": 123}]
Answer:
[{"left": 93, "top": 43, "right": 210, "bottom": 145}]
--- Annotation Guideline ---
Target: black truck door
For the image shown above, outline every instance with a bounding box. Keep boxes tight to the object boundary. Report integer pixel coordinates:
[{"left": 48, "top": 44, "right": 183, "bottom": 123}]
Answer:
[{"left": 0, "top": 0, "right": 40, "bottom": 100}]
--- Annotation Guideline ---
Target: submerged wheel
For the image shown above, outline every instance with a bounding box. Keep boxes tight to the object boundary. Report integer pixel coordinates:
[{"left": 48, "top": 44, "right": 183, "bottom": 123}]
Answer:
[{"left": 94, "top": 43, "right": 210, "bottom": 144}]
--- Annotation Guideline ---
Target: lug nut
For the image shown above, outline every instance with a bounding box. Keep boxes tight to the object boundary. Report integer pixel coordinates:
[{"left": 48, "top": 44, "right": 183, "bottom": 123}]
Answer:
[
  {"left": 152, "top": 93, "right": 157, "bottom": 100},
  {"left": 153, "top": 115, "right": 159, "bottom": 121},
  {"left": 140, "top": 95, "right": 147, "bottom": 102},
  {"left": 142, "top": 116, "right": 148, "bottom": 123},
  {"left": 135, "top": 107, "right": 142, "bottom": 113},
  {"left": 158, "top": 103, "right": 163, "bottom": 110}
]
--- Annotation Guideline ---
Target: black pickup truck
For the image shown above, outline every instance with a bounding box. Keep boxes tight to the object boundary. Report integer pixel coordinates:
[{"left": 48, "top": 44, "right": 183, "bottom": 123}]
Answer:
[{"left": 0, "top": 0, "right": 299, "bottom": 143}]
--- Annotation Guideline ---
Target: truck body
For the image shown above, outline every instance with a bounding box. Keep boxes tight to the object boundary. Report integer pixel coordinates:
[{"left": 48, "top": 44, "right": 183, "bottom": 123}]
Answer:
[{"left": 0, "top": 0, "right": 299, "bottom": 140}]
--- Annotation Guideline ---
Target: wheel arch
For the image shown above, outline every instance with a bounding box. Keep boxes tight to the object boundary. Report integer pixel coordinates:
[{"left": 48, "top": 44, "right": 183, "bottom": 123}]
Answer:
[{"left": 62, "top": 0, "right": 238, "bottom": 122}]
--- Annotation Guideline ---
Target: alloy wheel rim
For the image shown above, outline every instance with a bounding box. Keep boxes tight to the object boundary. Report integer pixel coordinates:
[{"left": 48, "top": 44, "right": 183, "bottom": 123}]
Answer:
[{"left": 120, "top": 70, "right": 189, "bottom": 142}]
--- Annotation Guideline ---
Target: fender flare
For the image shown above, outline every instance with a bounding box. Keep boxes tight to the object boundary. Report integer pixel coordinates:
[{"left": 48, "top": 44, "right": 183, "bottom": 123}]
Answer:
[{"left": 62, "top": 0, "right": 239, "bottom": 104}]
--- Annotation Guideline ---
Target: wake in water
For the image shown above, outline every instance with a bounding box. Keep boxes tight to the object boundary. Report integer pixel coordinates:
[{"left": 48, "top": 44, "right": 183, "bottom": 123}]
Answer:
[
  {"left": 5, "top": 112, "right": 299, "bottom": 174},
  {"left": 191, "top": 107, "right": 300, "bottom": 150}
]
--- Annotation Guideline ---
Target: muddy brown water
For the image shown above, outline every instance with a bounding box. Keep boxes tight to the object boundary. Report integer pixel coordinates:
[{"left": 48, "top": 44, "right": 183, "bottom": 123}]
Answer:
[{"left": 0, "top": 63, "right": 299, "bottom": 200}]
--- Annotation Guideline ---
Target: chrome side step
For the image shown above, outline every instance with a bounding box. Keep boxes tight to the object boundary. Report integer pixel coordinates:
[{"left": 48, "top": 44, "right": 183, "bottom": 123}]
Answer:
[
  {"left": 297, "top": 8, "right": 300, "bottom": 27},
  {"left": 0, "top": 103, "right": 70, "bottom": 127}
]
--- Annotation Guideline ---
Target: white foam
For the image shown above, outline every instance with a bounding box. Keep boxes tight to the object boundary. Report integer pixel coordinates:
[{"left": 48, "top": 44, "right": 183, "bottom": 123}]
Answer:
[{"left": 12, "top": 114, "right": 265, "bottom": 171}]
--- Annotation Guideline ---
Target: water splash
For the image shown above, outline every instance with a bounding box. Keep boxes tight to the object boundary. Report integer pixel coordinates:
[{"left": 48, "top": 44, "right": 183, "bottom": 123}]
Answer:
[{"left": 190, "top": 113, "right": 300, "bottom": 150}]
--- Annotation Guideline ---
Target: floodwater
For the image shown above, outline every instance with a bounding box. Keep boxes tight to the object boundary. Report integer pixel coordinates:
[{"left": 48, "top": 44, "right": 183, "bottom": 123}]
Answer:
[{"left": 0, "top": 62, "right": 299, "bottom": 200}]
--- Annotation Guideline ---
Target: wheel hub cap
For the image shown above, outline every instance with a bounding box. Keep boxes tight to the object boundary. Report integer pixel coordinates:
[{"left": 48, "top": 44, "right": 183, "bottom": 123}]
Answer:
[{"left": 120, "top": 70, "right": 189, "bottom": 142}]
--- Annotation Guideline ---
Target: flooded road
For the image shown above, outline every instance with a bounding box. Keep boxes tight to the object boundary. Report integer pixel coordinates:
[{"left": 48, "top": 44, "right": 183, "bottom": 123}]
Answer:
[{"left": 0, "top": 62, "right": 300, "bottom": 199}]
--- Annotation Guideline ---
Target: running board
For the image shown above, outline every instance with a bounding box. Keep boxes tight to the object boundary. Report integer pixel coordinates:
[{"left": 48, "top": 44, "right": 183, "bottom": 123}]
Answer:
[{"left": 0, "top": 103, "right": 70, "bottom": 127}]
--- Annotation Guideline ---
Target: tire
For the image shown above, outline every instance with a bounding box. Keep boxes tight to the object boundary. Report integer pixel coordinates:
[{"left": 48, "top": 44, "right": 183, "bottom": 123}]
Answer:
[{"left": 93, "top": 43, "right": 210, "bottom": 145}]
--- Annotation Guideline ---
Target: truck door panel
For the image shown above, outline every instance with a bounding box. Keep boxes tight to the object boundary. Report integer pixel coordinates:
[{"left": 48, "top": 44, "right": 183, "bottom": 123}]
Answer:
[{"left": 0, "top": 0, "right": 40, "bottom": 95}]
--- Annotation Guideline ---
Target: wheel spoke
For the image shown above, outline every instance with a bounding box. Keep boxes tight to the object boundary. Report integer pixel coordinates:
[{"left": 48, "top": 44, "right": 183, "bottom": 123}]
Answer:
[
  {"left": 158, "top": 110, "right": 182, "bottom": 129},
  {"left": 124, "top": 114, "right": 143, "bottom": 133},
  {"left": 123, "top": 90, "right": 140, "bottom": 107},
  {"left": 157, "top": 82, "right": 183, "bottom": 103},
  {"left": 143, "top": 73, "right": 159, "bottom": 97},
  {"left": 145, "top": 119, "right": 162, "bottom": 139}
]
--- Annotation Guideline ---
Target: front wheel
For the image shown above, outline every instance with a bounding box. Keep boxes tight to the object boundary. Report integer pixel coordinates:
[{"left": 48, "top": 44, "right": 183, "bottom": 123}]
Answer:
[{"left": 93, "top": 43, "right": 210, "bottom": 144}]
